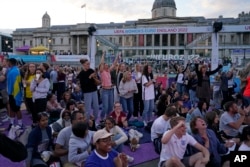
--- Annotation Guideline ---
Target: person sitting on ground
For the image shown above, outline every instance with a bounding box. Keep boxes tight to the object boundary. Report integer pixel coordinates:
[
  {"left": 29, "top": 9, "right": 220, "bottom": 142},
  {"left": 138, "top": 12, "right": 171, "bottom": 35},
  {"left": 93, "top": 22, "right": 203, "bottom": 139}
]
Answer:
[
  {"left": 190, "top": 101, "right": 208, "bottom": 120},
  {"left": 71, "top": 86, "right": 84, "bottom": 103},
  {"left": 151, "top": 106, "right": 177, "bottom": 142},
  {"left": 46, "top": 93, "right": 63, "bottom": 123},
  {"left": 156, "top": 94, "right": 171, "bottom": 117},
  {"left": 205, "top": 110, "right": 225, "bottom": 142},
  {"left": 239, "top": 125, "right": 250, "bottom": 151},
  {"left": 219, "top": 101, "right": 249, "bottom": 139},
  {"left": 103, "top": 117, "right": 128, "bottom": 153},
  {"left": 159, "top": 116, "right": 210, "bottom": 167},
  {"left": 50, "top": 110, "right": 71, "bottom": 136},
  {"left": 26, "top": 112, "right": 59, "bottom": 167},
  {"left": 54, "top": 111, "right": 86, "bottom": 165},
  {"left": 109, "top": 102, "right": 128, "bottom": 128},
  {"left": 85, "top": 129, "right": 128, "bottom": 167},
  {"left": 60, "top": 92, "right": 72, "bottom": 109},
  {"left": 190, "top": 116, "right": 233, "bottom": 167},
  {"left": 68, "top": 122, "right": 94, "bottom": 167}
]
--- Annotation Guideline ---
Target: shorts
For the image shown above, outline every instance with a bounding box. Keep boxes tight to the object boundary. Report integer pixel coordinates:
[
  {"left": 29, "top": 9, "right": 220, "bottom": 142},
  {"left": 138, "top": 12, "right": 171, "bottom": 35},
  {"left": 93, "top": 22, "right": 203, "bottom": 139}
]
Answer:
[
  {"left": 9, "top": 95, "right": 20, "bottom": 112},
  {"left": 160, "top": 156, "right": 190, "bottom": 167}
]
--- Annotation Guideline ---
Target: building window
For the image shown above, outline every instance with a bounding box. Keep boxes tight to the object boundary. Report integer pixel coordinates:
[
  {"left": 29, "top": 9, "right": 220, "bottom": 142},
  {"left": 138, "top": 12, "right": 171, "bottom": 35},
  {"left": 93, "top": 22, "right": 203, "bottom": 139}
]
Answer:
[
  {"left": 23, "top": 40, "right": 25, "bottom": 46},
  {"left": 41, "top": 38, "right": 43, "bottom": 45},
  {"left": 170, "top": 34, "right": 176, "bottom": 46},
  {"left": 154, "top": 34, "right": 160, "bottom": 46},
  {"left": 119, "top": 37, "right": 122, "bottom": 45},
  {"left": 231, "top": 35, "right": 234, "bottom": 42},
  {"left": 146, "top": 35, "right": 152, "bottom": 46},
  {"left": 162, "top": 34, "right": 168, "bottom": 46},
  {"left": 61, "top": 38, "right": 63, "bottom": 44},
  {"left": 53, "top": 38, "right": 55, "bottom": 44},
  {"left": 30, "top": 40, "right": 32, "bottom": 46},
  {"left": 164, "top": 9, "right": 166, "bottom": 16},
  {"left": 69, "top": 38, "right": 71, "bottom": 45}
]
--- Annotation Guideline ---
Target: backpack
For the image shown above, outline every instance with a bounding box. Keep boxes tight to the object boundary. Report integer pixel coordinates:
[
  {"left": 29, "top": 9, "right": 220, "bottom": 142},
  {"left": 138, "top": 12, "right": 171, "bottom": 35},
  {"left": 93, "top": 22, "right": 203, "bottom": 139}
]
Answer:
[
  {"left": 0, "top": 133, "right": 28, "bottom": 162},
  {"left": 153, "top": 135, "right": 162, "bottom": 154}
]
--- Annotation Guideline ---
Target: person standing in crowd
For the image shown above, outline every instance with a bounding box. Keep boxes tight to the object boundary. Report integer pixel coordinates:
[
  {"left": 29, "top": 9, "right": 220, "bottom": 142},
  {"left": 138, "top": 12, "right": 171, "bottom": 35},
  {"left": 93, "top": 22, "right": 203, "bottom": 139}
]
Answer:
[
  {"left": 174, "top": 62, "right": 189, "bottom": 96},
  {"left": 23, "top": 63, "right": 36, "bottom": 126},
  {"left": 50, "top": 65, "right": 58, "bottom": 95},
  {"left": 77, "top": 59, "right": 100, "bottom": 120},
  {"left": 0, "top": 66, "right": 8, "bottom": 125},
  {"left": 40, "top": 63, "right": 50, "bottom": 80},
  {"left": 57, "top": 67, "right": 66, "bottom": 102},
  {"left": 141, "top": 65, "right": 155, "bottom": 126},
  {"left": 242, "top": 73, "right": 250, "bottom": 107},
  {"left": 115, "top": 62, "right": 126, "bottom": 101},
  {"left": 118, "top": 71, "right": 138, "bottom": 121},
  {"left": 195, "top": 60, "right": 222, "bottom": 105},
  {"left": 99, "top": 52, "right": 118, "bottom": 120},
  {"left": 30, "top": 68, "right": 50, "bottom": 120},
  {"left": 133, "top": 63, "right": 144, "bottom": 119},
  {"left": 7, "top": 58, "right": 23, "bottom": 128}
]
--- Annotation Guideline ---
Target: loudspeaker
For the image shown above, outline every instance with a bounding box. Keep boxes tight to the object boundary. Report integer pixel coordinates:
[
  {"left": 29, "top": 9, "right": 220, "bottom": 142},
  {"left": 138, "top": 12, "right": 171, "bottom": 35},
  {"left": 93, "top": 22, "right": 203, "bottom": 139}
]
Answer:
[
  {"left": 88, "top": 26, "right": 96, "bottom": 36},
  {"left": 213, "top": 22, "right": 223, "bottom": 33}
]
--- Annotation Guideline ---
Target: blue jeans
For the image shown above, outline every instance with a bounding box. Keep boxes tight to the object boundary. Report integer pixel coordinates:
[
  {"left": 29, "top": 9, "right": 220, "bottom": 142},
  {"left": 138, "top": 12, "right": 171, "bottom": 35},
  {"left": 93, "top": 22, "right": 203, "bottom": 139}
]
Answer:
[
  {"left": 189, "top": 89, "right": 198, "bottom": 106},
  {"left": 142, "top": 99, "right": 155, "bottom": 122},
  {"left": 120, "top": 96, "right": 133, "bottom": 120},
  {"left": 177, "top": 83, "right": 185, "bottom": 96},
  {"left": 84, "top": 91, "right": 99, "bottom": 120},
  {"left": 112, "top": 133, "right": 123, "bottom": 153},
  {"left": 101, "top": 88, "right": 114, "bottom": 119}
]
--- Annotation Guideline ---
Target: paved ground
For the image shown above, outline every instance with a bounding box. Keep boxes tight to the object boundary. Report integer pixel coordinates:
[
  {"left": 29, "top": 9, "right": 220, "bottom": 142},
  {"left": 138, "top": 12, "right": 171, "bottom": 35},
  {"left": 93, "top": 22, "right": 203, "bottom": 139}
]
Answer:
[{"left": 134, "top": 159, "right": 159, "bottom": 167}]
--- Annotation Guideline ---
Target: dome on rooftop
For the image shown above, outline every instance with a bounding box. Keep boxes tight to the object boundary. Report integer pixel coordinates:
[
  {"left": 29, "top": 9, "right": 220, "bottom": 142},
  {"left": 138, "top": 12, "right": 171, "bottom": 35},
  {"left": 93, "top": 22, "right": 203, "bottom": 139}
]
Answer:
[
  {"left": 42, "top": 12, "right": 50, "bottom": 19},
  {"left": 152, "top": 0, "right": 177, "bottom": 10}
]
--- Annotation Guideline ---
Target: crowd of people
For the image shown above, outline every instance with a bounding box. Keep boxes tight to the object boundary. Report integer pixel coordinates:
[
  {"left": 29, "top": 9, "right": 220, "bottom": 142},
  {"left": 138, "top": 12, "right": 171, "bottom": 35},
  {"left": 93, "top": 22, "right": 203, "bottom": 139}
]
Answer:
[{"left": 0, "top": 53, "right": 250, "bottom": 167}]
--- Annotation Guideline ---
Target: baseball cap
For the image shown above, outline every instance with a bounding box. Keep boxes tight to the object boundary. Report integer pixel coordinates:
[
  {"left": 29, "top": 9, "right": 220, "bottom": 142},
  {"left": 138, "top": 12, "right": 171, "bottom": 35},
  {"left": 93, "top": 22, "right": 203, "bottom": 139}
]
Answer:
[{"left": 93, "top": 129, "right": 113, "bottom": 144}]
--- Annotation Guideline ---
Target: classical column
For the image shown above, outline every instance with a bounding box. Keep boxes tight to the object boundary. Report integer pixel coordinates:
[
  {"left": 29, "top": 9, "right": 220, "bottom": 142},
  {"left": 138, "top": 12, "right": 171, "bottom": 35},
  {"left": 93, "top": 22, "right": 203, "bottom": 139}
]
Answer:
[
  {"left": 152, "top": 34, "right": 155, "bottom": 55},
  {"left": 71, "top": 36, "right": 74, "bottom": 54},
  {"left": 77, "top": 35, "right": 80, "bottom": 54},
  {"left": 175, "top": 34, "right": 179, "bottom": 54},
  {"left": 160, "top": 34, "right": 163, "bottom": 55}
]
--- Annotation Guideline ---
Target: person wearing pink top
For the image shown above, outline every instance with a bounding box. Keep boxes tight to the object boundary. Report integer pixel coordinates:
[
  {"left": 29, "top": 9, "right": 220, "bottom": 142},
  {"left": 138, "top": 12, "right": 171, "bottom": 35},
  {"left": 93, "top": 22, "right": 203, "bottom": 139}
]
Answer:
[{"left": 99, "top": 52, "right": 118, "bottom": 120}]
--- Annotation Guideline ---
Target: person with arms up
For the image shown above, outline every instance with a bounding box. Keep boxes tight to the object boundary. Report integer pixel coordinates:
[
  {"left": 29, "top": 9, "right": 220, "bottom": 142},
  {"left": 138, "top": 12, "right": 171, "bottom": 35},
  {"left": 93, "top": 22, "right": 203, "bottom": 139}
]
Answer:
[{"left": 159, "top": 116, "right": 210, "bottom": 167}]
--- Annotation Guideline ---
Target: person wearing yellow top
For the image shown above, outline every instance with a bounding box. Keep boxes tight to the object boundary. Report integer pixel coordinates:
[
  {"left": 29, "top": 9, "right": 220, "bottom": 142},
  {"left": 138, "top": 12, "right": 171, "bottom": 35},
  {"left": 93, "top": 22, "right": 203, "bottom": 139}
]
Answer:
[{"left": 23, "top": 63, "right": 36, "bottom": 125}]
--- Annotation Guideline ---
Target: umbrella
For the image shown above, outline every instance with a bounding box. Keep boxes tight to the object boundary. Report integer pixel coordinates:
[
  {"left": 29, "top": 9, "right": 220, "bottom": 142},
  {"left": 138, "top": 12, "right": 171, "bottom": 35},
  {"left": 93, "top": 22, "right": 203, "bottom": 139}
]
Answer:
[
  {"left": 29, "top": 45, "right": 49, "bottom": 52},
  {"left": 16, "top": 45, "right": 30, "bottom": 52}
]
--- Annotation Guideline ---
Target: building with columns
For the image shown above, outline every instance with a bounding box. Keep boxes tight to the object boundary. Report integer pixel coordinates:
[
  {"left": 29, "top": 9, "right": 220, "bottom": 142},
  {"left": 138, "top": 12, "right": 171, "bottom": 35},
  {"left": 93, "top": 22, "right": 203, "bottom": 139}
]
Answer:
[{"left": 12, "top": 0, "right": 250, "bottom": 66}]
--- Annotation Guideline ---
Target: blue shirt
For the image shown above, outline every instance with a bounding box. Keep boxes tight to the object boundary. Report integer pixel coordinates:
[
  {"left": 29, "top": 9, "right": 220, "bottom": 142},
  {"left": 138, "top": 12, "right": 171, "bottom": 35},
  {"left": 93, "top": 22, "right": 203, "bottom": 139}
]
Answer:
[{"left": 85, "top": 149, "right": 118, "bottom": 167}]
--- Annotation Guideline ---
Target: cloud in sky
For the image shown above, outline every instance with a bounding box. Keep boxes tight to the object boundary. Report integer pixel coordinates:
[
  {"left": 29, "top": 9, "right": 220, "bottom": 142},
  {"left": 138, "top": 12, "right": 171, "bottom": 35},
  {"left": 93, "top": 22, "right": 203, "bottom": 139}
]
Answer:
[{"left": 0, "top": 0, "right": 249, "bottom": 32}]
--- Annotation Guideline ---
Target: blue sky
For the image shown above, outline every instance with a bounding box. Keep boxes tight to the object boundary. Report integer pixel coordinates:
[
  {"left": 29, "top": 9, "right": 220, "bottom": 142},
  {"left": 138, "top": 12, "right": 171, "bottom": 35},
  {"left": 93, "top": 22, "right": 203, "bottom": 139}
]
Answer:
[{"left": 0, "top": 0, "right": 249, "bottom": 33}]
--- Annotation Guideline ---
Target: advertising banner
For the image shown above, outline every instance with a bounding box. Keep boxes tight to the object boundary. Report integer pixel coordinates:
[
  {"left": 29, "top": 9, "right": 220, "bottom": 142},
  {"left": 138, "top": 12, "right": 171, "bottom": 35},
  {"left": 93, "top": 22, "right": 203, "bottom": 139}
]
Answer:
[
  {"left": 8, "top": 55, "right": 47, "bottom": 62},
  {"left": 51, "top": 55, "right": 89, "bottom": 62}
]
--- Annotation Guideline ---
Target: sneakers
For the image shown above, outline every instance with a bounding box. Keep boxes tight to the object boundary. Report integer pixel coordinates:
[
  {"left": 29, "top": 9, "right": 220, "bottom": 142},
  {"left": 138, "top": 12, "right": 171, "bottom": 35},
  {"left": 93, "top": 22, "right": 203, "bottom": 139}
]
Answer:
[{"left": 127, "top": 155, "right": 134, "bottom": 163}]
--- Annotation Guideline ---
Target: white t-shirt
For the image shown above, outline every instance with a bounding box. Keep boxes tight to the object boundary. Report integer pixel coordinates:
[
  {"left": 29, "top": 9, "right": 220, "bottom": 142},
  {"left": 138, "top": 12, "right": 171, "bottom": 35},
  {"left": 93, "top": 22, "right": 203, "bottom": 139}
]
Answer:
[
  {"left": 238, "top": 142, "right": 250, "bottom": 151},
  {"left": 142, "top": 75, "right": 155, "bottom": 100},
  {"left": 151, "top": 116, "right": 171, "bottom": 141},
  {"left": 160, "top": 131, "right": 197, "bottom": 163},
  {"left": 176, "top": 73, "right": 184, "bottom": 84}
]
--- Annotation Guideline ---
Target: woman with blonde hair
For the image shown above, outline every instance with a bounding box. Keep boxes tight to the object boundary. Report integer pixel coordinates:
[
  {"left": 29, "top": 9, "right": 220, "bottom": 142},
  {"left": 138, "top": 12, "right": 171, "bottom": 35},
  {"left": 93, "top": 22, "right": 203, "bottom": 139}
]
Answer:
[
  {"left": 118, "top": 71, "right": 138, "bottom": 120},
  {"left": 23, "top": 63, "right": 36, "bottom": 125}
]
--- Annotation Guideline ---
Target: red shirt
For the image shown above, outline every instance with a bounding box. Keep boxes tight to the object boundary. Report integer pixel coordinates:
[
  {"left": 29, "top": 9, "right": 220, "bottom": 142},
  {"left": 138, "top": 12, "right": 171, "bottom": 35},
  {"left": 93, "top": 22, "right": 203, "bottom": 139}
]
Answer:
[
  {"left": 243, "top": 77, "right": 250, "bottom": 97},
  {"left": 110, "top": 111, "right": 127, "bottom": 127}
]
